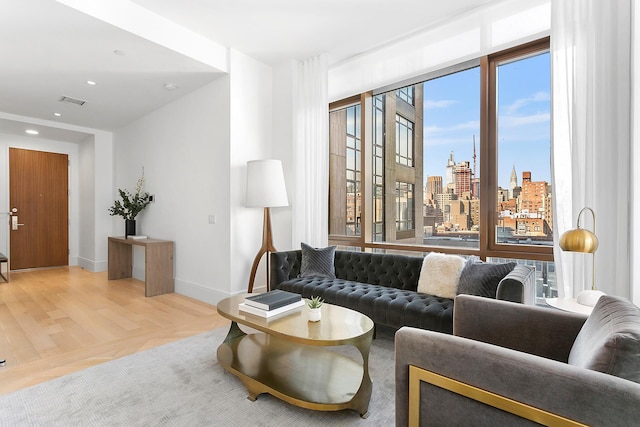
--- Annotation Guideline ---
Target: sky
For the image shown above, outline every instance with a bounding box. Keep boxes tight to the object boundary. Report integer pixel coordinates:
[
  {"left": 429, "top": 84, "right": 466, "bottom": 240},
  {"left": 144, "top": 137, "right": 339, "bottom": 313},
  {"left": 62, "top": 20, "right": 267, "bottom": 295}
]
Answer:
[{"left": 422, "top": 51, "right": 551, "bottom": 189}]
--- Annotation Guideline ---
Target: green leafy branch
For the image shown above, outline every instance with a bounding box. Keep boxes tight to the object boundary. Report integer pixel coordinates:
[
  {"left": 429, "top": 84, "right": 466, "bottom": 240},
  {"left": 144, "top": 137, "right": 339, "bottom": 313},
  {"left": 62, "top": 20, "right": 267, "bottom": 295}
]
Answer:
[{"left": 108, "top": 171, "right": 151, "bottom": 220}]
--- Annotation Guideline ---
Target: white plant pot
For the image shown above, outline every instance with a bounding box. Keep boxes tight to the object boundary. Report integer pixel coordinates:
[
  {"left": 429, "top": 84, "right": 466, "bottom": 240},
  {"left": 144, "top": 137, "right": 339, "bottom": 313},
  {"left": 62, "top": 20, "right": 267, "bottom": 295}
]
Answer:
[{"left": 308, "top": 307, "right": 321, "bottom": 322}]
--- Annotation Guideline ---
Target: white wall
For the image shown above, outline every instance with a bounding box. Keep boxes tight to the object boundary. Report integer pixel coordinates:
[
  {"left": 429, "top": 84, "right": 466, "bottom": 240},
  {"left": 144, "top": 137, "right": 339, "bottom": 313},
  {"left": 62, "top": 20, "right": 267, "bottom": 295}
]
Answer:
[
  {"left": 228, "top": 49, "right": 276, "bottom": 294},
  {"left": 92, "top": 131, "right": 115, "bottom": 271},
  {"left": 114, "top": 77, "right": 233, "bottom": 304},
  {"left": 77, "top": 135, "right": 96, "bottom": 266},
  {"left": 329, "top": 0, "right": 551, "bottom": 101},
  {"left": 113, "top": 50, "right": 280, "bottom": 302}
]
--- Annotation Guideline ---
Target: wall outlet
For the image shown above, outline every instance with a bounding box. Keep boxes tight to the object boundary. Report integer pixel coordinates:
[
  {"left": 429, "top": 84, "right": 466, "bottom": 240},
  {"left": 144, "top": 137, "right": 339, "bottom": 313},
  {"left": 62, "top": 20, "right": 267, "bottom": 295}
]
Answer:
[{"left": 208, "top": 214, "right": 216, "bottom": 224}]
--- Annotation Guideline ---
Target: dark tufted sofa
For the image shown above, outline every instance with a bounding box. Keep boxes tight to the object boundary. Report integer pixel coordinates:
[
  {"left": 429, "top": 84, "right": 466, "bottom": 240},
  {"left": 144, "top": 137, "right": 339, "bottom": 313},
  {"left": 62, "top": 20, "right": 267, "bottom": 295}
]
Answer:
[{"left": 271, "top": 250, "right": 534, "bottom": 334}]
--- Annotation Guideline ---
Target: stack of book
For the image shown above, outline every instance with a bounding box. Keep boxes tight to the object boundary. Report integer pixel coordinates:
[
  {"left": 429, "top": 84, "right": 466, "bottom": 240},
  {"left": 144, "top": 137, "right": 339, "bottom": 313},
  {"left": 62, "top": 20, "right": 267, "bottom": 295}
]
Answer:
[{"left": 239, "top": 290, "right": 304, "bottom": 319}]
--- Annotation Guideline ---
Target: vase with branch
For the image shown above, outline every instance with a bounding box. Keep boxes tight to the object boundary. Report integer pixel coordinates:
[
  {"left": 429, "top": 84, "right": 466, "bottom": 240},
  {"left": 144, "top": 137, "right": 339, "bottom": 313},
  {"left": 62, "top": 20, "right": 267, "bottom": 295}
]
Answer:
[{"left": 108, "top": 169, "right": 151, "bottom": 237}]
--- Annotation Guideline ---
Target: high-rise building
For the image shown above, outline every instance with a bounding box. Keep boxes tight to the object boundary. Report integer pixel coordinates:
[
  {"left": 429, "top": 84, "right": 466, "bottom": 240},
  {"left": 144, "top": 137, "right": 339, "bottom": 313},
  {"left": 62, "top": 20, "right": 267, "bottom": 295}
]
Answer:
[
  {"left": 454, "top": 161, "right": 472, "bottom": 196},
  {"left": 445, "top": 151, "right": 456, "bottom": 189},
  {"left": 509, "top": 165, "right": 518, "bottom": 199},
  {"left": 519, "top": 171, "right": 552, "bottom": 236},
  {"left": 472, "top": 177, "right": 480, "bottom": 199},
  {"left": 435, "top": 191, "right": 455, "bottom": 224},
  {"left": 425, "top": 176, "right": 442, "bottom": 202}
]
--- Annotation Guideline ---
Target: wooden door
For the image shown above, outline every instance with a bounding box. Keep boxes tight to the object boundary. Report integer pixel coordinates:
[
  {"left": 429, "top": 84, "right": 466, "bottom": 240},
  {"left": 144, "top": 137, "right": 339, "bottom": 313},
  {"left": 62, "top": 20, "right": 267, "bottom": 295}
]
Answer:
[{"left": 9, "top": 148, "right": 69, "bottom": 270}]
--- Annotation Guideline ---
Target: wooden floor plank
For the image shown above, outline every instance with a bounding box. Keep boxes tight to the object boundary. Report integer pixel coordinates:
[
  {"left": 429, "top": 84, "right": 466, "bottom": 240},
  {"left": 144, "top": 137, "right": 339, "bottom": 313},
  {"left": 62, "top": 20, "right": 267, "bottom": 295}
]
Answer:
[{"left": 0, "top": 267, "right": 229, "bottom": 395}]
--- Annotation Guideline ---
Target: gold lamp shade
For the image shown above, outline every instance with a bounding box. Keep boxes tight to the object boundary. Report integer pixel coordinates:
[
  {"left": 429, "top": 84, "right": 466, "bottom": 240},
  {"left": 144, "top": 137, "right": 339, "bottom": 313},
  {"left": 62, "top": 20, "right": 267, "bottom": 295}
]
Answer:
[
  {"left": 559, "top": 228, "right": 599, "bottom": 253},
  {"left": 559, "top": 207, "right": 603, "bottom": 306},
  {"left": 559, "top": 207, "right": 598, "bottom": 253}
]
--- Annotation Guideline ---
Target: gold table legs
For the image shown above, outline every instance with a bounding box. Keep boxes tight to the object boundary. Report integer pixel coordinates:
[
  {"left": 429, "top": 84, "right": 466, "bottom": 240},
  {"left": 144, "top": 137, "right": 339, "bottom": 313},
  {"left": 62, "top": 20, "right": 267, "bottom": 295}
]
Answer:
[{"left": 217, "top": 321, "right": 373, "bottom": 418}]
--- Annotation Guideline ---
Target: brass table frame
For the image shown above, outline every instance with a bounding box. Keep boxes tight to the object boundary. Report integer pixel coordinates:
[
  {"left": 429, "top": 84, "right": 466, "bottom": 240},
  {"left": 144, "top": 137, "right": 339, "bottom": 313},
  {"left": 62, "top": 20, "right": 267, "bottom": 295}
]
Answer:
[{"left": 216, "top": 294, "right": 374, "bottom": 418}]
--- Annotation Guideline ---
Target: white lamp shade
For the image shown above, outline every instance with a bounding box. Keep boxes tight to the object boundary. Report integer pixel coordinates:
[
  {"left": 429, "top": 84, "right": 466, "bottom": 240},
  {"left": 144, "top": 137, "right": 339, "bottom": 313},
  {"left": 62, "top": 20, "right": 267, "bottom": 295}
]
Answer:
[{"left": 246, "top": 159, "right": 289, "bottom": 208}]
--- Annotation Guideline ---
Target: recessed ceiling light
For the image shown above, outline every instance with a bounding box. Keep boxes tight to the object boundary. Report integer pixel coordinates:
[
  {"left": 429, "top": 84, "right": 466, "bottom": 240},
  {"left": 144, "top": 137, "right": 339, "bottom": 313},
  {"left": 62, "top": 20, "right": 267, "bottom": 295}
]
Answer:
[
  {"left": 53, "top": 112, "right": 62, "bottom": 117},
  {"left": 164, "top": 82, "right": 178, "bottom": 91},
  {"left": 86, "top": 80, "right": 97, "bottom": 86},
  {"left": 25, "top": 129, "right": 39, "bottom": 135}
]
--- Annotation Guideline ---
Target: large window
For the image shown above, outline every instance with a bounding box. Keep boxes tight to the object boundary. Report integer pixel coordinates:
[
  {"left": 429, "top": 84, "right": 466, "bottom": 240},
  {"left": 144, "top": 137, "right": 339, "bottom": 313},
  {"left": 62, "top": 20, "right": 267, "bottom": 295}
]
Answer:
[
  {"left": 395, "top": 115, "right": 414, "bottom": 167},
  {"left": 345, "top": 104, "right": 361, "bottom": 236},
  {"left": 329, "top": 103, "right": 361, "bottom": 237},
  {"left": 329, "top": 38, "right": 553, "bottom": 299},
  {"left": 494, "top": 50, "right": 552, "bottom": 248},
  {"left": 396, "top": 182, "right": 414, "bottom": 231},
  {"left": 423, "top": 66, "right": 480, "bottom": 247},
  {"left": 373, "top": 95, "right": 385, "bottom": 242},
  {"left": 396, "top": 86, "right": 414, "bottom": 105}
]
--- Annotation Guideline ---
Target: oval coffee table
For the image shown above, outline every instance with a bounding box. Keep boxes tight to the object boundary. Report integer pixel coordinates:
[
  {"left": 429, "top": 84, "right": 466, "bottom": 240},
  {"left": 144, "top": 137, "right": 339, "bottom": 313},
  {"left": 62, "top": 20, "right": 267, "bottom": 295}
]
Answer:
[{"left": 216, "top": 294, "right": 374, "bottom": 418}]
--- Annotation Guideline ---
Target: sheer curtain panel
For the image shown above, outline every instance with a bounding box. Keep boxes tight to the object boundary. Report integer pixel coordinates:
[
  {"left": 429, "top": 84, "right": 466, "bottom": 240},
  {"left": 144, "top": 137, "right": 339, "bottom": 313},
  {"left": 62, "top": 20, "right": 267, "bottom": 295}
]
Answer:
[
  {"left": 292, "top": 54, "right": 329, "bottom": 248},
  {"left": 551, "top": 0, "right": 631, "bottom": 299}
]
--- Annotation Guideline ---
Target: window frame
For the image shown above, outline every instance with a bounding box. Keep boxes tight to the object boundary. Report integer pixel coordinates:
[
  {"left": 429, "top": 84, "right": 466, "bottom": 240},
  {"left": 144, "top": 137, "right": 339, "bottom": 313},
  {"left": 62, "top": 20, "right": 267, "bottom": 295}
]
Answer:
[
  {"left": 484, "top": 37, "right": 551, "bottom": 260},
  {"left": 328, "top": 37, "right": 552, "bottom": 263},
  {"left": 395, "top": 114, "right": 414, "bottom": 167},
  {"left": 395, "top": 181, "right": 415, "bottom": 233}
]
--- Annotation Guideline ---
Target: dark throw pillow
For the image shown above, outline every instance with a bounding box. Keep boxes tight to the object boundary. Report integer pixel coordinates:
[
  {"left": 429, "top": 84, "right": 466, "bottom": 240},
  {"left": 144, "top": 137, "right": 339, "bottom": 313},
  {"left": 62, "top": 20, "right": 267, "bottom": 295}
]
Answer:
[
  {"left": 300, "top": 242, "right": 336, "bottom": 278},
  {"left": 457, "top": 259, "right": 516, "bottom": 299}
]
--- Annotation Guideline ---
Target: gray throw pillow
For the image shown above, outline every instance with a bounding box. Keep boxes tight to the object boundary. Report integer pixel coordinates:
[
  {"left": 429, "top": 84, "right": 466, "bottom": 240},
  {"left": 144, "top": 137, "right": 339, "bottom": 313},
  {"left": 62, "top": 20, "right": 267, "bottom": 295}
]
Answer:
[
  {"left": 456, "top": 258, "right": 516, "bottom": 299},
  {"left": 300, "top": 242, "right": 336, "bottom": 278},
  {"left": 568, "top": 295, "right": 640, "bottom": 383}
]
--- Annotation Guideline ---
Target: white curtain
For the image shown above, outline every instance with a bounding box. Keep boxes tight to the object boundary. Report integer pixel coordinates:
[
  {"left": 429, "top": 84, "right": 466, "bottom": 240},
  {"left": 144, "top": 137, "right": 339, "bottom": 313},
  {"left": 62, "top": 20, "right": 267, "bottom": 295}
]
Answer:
[
  {"left": 551, "top": 0, "right": 632, "bottom": 298},
  {"left": 292, "top": 54, "right": 329, "bottom": 248}
]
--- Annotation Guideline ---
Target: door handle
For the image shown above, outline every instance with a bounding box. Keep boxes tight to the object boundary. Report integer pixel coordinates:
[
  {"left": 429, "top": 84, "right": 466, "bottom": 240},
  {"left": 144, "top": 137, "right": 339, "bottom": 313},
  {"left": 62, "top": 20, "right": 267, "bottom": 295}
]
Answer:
[{"left": 11, "top": 216, "right": 24, "bottom": 230}]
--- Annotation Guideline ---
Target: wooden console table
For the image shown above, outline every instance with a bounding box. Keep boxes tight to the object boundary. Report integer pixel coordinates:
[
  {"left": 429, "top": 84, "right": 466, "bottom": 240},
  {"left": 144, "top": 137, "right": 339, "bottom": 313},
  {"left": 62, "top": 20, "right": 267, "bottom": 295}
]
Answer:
[{"left": 108, "top": 237, "right": 174, "bottom": 297}]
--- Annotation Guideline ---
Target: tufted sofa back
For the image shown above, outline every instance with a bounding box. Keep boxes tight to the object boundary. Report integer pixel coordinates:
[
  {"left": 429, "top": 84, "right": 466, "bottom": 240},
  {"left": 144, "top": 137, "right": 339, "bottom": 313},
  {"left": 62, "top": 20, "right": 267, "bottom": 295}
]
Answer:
[{"left": 271, "top": 250, "right": 425, "bottom": 291}]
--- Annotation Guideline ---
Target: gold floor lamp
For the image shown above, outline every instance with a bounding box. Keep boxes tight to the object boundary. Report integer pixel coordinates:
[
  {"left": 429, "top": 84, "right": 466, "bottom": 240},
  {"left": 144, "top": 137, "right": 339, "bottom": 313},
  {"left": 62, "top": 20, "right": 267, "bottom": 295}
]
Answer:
[
  {"left": 246, "top": 159, "right": 288, "bottom": 293},
  {"left": 559, "top": 207, "right": 605, "bottom": 306}
]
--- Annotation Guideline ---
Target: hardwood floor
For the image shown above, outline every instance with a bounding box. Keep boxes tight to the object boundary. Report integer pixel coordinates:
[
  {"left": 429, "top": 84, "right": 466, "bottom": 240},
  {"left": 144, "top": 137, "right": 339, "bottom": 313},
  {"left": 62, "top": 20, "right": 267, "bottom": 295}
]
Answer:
[{"left": 0, "top": 267, "right": 229, "bottom": 395}]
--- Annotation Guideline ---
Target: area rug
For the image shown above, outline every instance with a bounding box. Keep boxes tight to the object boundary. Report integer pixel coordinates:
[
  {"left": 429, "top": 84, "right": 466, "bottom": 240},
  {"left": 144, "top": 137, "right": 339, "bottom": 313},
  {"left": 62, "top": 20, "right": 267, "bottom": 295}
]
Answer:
[{"left": 0, "top": 326, "right": 396, "bottom": 426}]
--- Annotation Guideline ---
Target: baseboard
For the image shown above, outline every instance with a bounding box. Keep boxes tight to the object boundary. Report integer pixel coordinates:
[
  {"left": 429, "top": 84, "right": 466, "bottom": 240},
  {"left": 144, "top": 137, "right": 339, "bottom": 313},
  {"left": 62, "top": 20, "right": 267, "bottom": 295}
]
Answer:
[
  {"left": 175, "top": 278, "right": 231, "bottom": 306},
  {"left": 77, "top": 257, "right": 107, "bottom": 273}
]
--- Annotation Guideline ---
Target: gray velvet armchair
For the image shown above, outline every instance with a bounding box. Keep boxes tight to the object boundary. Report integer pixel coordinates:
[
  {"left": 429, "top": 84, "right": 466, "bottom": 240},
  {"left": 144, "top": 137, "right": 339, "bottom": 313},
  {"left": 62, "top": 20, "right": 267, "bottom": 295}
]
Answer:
[{"left": 395, "top": 294, "right": 640, "bottom": 426}]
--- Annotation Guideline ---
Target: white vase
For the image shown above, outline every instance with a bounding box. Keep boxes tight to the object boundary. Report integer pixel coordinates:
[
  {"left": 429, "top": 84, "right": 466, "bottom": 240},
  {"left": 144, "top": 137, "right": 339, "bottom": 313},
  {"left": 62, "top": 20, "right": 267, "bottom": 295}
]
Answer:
[{"left": 308, "top": 307, "right": 321, "bottom": 322}]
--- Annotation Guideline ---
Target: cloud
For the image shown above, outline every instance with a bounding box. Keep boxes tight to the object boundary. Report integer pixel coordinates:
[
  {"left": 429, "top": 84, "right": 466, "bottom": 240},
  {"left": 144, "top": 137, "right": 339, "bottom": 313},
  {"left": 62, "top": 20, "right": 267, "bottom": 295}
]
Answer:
[
  {"left": 425, "top": 120, "right": 479, "bottom": 136},
  {"left": 423, "top": 136, "right": 477, "bottom": 146},
  {"left": 424, "top": 99, "right": 457, "bottom": 109},
  {"left": 499, "top": 112, "right": 550, "bottom": 127},
  {"left": 504, "top": 91, "right": 550, "bottom": 115}
]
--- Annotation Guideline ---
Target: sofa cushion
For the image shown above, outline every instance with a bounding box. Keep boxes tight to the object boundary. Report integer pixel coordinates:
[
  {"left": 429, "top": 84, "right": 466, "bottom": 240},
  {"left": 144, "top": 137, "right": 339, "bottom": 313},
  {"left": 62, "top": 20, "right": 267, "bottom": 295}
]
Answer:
[
  {"left": 568, "top": 295, "right": 640, "bottom": 383},
  {"left": 300, "top": 242, "right": 336, "bottom": 278},
  {"left": 457, "top": 258, "right": 516, "bottom": 299},
  {"left": 277, "top": 276, "right": 455, "bottom": 333},
  {"left": 417, "top": 253, "right": 466, "bottom": 299}
]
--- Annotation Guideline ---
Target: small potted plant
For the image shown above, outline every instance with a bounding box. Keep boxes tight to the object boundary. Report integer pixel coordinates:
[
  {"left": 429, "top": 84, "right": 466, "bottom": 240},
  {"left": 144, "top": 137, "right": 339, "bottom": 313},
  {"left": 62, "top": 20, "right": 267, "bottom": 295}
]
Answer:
[
  {"left": 307, "top": 296, "right": 324, "bottom": 322},
  {"left": 108, "top": 169, "right": 151, "bottom": 237}
]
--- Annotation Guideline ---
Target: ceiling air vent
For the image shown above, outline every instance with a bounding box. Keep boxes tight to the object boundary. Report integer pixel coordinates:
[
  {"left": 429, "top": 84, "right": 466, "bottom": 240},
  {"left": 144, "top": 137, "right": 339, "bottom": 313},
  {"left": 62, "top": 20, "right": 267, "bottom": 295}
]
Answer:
[{"left": 59, "top": 96, "right": 86, "bottom": 106}]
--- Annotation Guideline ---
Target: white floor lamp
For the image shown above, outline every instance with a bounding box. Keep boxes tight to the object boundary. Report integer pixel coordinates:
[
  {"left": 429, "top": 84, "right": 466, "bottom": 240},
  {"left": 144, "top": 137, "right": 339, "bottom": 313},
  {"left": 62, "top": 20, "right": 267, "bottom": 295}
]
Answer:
[{"left": 246, "top": 160, "right": 288, "bottom": 293}]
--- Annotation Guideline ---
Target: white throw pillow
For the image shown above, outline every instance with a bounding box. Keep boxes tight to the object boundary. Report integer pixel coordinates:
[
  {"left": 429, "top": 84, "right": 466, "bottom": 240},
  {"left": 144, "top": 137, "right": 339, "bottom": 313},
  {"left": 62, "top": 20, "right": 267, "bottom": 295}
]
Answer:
[{"left": 417, "top": 252, "right": 466, "bottom": 299}]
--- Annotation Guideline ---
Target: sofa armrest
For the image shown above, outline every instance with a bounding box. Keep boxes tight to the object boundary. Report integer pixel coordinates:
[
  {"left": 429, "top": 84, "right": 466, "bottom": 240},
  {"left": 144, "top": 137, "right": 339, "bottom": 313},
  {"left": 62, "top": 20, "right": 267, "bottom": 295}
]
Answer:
[
  {"left": 496, "top": 264, "right": 535, "bottom": 304},
  {"left": 453, "top": 294, "right": 587, "bottom": 362},
  {"left": 270, "top": 250, "right": 302, "bottom": 288},
  {"left": 395, "top": 326, "right": 640, "bottom": 427}
]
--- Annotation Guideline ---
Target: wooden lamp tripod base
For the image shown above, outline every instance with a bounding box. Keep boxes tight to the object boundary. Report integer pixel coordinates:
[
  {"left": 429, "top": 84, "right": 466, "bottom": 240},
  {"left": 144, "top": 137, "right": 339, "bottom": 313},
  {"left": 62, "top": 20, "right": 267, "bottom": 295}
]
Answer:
[{"left": 247, "top": 207, "right": 276, "bottom": 293}]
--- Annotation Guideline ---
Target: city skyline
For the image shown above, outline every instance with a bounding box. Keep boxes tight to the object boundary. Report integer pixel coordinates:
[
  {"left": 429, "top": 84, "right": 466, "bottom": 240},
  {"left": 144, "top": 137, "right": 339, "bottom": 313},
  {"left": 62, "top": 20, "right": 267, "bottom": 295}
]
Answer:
[{"left": 422, "top": 51, "right": 551, "bottom": 190}]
